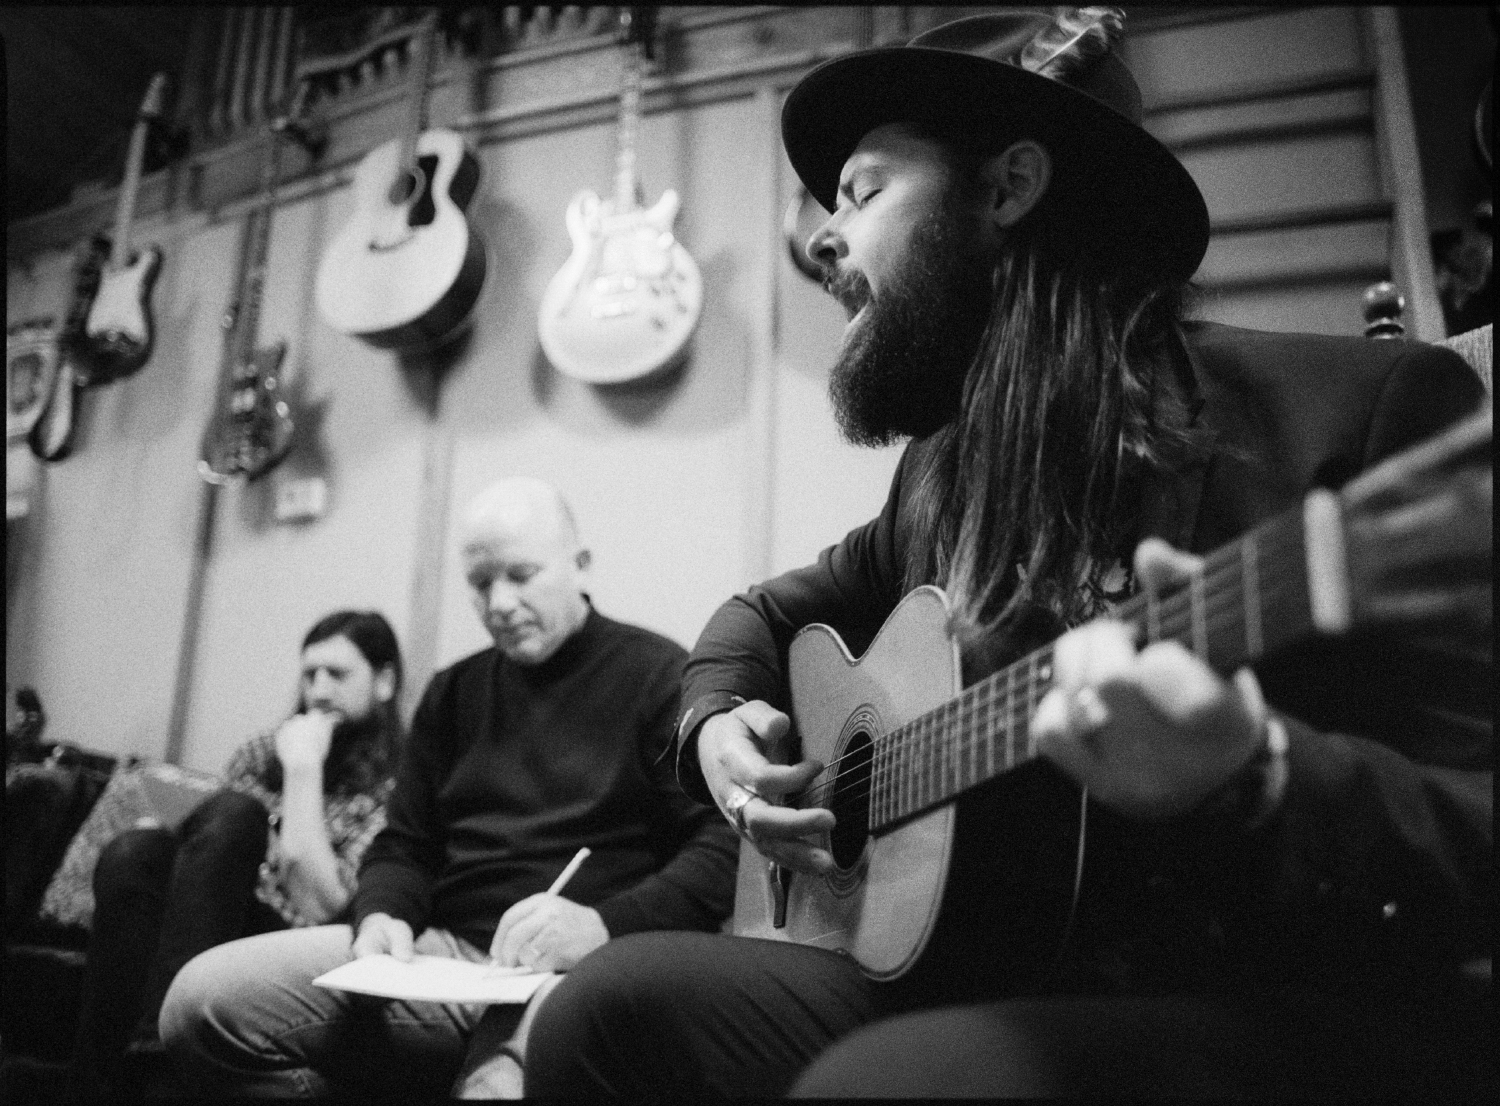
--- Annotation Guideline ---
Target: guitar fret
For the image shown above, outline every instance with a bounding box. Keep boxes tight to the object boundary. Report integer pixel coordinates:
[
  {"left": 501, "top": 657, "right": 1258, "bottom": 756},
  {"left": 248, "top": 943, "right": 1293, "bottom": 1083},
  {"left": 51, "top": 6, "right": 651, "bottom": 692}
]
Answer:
[
  {"left": 888, "top": 726, "right": 900, "bottom": 822},
  {"left": 1190, "top": 570, "right": 1207, "bottom": 658},
  {"left": 996, "top": 667, "right": 1008, "bottom": 775},
  {"left": 1026, "top": 654, "right": 1040, "bottom": 758},
  {"left": 948, "top": 695, "right": 960, "bottom": 797},
  {"left": 974, "top": 687, "right": 986, "bottom": 790},
  {"left": 1243, "top": 532, "right": 1263, "bottom": 659}
]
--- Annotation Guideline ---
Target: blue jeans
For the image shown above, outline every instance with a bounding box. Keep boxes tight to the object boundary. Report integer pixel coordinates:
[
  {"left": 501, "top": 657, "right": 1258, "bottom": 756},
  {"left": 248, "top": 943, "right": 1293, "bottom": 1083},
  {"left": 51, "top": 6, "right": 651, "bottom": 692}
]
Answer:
[{"left": 160, "top": 923, "right": 512, "bottom": 1098}]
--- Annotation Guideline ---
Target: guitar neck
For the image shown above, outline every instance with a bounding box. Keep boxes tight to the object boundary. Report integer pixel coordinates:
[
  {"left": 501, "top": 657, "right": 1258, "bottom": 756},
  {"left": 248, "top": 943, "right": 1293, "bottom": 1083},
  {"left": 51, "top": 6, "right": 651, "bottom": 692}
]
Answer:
[
  {"left": 227, "top": 128, "right": 285, "bottom": 371},
  {"left": 396, "top": 14, "right": 440, "bottom": 189},
  {"left": 109, "top": 117, "right": 152, "bottom": 270},
  {"left": 613, "top": 38, "right": 643, "bottom": 212},
  {"left": 866, "top": 506, "right": 1319, "bottom": 833}
]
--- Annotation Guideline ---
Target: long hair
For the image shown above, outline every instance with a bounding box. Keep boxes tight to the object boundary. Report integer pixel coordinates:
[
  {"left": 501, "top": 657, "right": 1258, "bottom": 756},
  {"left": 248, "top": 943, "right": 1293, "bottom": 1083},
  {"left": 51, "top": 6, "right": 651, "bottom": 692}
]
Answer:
[
  {"left": 900, "top": 193, "right": 1201, "bottom": 668},
  {"left": 264, "top": 610, "right": 404, "bottom": 796}
]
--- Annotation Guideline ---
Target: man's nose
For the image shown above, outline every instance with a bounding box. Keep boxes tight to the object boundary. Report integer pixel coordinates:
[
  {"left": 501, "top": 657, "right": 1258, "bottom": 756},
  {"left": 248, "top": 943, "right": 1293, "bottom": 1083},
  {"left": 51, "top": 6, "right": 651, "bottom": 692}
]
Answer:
[
  {"left": 806, "top": 217, "right": 844, "bottom": 270},
  {"left": 308, "top": 670, "right": 337, "bottom": 700},
  {"left": 484, "top": 580, "right": 520, "bottom": 615}
]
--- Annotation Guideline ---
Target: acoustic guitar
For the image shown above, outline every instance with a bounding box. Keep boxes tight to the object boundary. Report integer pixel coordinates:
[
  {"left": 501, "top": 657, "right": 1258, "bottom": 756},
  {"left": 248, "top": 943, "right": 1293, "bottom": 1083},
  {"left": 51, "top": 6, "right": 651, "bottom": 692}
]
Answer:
[
  {"left": 537, "top": 6, "right": 702, "bottom": 384},
  {"left": 82, "top": 73, "right": 169, "bottom": 384},
  {"left": 314, "top": 12, "right": 487, "bottom": 351},
  {"left": 198, "top": 97, "right": 314, "bottom": 484},
  {"left": 733, "top": 407, "right": 1493, "bottom": 981}
]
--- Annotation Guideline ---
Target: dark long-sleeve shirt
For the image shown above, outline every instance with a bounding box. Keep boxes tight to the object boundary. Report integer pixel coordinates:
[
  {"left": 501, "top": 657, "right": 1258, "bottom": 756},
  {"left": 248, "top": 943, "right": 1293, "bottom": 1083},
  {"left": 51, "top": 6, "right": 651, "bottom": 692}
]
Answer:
[
  {"left": 677, "top": 322, "right": 1491, "bottom": 1003},
  {"left": 355, "top": 607, "right": 737, "bottom": 951}
]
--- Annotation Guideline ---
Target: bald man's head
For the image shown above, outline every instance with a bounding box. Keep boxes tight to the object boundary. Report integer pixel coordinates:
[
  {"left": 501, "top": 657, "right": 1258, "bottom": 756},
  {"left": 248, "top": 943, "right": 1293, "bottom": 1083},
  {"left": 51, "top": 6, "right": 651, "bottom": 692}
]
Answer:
[{"left": 460, "top": 478, "right": 591, "bottom": 665}]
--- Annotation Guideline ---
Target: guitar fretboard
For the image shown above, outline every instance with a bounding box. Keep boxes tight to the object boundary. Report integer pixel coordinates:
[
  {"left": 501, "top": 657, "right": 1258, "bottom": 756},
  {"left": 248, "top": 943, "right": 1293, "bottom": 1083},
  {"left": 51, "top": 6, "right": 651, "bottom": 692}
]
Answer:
[
  {"left": 613, "top": 39, "right": 644, "bottom": 213},
  {"left": 811, "top": 510, "right": 1316, "bottom": 833}
]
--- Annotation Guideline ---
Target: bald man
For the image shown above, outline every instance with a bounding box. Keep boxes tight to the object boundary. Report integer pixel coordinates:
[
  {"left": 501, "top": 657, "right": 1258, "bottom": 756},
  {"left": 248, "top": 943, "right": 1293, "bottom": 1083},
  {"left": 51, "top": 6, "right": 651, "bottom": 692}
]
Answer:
[{"left": 160, "top": 479, "right": 737, "bottom": 1099}]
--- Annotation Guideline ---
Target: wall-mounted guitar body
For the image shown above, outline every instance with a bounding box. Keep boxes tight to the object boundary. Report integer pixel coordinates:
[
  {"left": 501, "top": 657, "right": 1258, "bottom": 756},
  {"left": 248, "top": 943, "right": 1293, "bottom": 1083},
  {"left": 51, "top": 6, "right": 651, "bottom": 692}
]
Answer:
[
  {"left": 314, "top": 127, "right": 486, "bottom": 350},
  {"left": 314, "top": 15, "right": 486, "bottom": 352},
  {"left": 539, "top": 181, "right": 701, "bottom": 384},
  {"left": 82, "top": 73, "right": 169, "bottom": 384},
  {"left": 537, "top": 7, "right": 701, "bottom": 384}
]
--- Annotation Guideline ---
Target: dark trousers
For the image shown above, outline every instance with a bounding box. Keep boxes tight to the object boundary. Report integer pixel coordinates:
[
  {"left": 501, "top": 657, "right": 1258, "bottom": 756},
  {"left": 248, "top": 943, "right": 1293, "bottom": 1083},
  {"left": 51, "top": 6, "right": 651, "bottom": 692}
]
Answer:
[
  {"left": 64, "top": 788, "right": 284, "bottom": 1098},
  {"left": 525, "top": 931, "right": 1495, "bottom": 1099}
]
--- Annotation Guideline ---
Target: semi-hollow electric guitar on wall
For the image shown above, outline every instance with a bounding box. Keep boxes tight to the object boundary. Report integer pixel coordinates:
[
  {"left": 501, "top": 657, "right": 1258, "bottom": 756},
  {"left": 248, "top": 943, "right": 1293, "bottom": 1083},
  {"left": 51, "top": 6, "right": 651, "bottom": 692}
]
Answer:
[
  {"left": 314, "top": 11, "right": 487, "bottom": 351},
  {"left": 198, "top": 95, "right": 318, "bottom": 485},
  {"left": 733, "top": 408, "right": 1492, "bottom": 982},
  {"left": 82, "top": 73, "right": 169, "bottom": 384},
  {"left": 537, "top": 6, "right": 702, "bottom": 384}
]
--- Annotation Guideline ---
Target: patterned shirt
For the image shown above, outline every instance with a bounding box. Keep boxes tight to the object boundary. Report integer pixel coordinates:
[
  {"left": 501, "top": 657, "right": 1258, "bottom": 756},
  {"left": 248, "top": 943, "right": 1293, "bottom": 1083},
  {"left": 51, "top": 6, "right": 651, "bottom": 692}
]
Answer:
[{"left": 224, "top": 731, "right": 394, "bottom": 928}]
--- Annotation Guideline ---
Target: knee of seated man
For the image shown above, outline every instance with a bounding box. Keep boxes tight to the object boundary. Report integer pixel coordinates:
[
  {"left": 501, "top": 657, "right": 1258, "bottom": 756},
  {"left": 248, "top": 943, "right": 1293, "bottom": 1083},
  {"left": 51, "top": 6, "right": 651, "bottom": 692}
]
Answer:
[
  {"left": 157, "top": 937, "right": 242, "bottom": 1049},
  {"left": 529, "top": 933, "right": 715, "bottom": 1063},
  {"left": 182, "top": 788, "right": 269, "bottom": 843},
  {"left": 94, "top": 825, "right": 176, "bottom": 898}
]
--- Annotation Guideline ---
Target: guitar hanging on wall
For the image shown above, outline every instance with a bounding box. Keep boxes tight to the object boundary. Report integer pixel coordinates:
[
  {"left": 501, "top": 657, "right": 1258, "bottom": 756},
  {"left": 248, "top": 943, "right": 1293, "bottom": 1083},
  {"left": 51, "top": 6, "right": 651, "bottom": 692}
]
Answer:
[
  {"left": 537, "top": 6, "right": 702, "bottom": 384},
  {"left": 81, "top": 72, "right": 169, "bottom": 384},
  {"left": 21, "top": 235, "right": 113, "bottom": 465},
  {"left": 314, "top": 11, "right": 487, "bottom": 351},
  {"left": 199, "top": 91, "right": 320, "bottom": 485}
]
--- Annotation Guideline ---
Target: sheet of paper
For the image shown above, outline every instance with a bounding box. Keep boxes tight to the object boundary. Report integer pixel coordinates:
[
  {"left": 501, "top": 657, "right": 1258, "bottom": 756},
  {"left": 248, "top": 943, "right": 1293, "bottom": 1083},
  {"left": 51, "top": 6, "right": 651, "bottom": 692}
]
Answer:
[{"left": 313, "top": 953, "right": 558, "bottom": 1005}]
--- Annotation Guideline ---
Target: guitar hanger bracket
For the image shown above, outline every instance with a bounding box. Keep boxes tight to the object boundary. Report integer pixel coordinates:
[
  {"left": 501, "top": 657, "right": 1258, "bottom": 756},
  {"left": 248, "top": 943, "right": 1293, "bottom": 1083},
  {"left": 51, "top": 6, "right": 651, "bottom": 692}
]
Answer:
[
  {"left": 270, "top": 80, "right": 328, "bottom": 159},
  {"left": 271, "top": 115, "right": 328, "bottom": 159}
]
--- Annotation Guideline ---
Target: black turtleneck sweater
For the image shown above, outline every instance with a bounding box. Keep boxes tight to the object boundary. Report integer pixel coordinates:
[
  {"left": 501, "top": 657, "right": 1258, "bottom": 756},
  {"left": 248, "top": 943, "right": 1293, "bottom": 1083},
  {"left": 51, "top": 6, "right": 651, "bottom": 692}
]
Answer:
[{"left": 353, "top": 607, "right": 737, "bottom": 951}]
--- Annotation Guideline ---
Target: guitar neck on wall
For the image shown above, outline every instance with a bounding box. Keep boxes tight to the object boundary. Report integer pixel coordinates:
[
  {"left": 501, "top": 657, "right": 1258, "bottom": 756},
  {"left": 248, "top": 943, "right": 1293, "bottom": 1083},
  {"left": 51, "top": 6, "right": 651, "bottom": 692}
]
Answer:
[
  {"left": 314, "top": 11, "right": 488, "bottom": 352},
  {"left": 82, "top": 73, "right": 169, "bottom": 384},
  {"left": 197, "top": 96, "right": 311, "bottom": 485},
  {"left": 734, "top": 407, "right": 1493, "bottom": 981},
  {"left": 536, "top": 6, "right": 703, "bottom": 384}
]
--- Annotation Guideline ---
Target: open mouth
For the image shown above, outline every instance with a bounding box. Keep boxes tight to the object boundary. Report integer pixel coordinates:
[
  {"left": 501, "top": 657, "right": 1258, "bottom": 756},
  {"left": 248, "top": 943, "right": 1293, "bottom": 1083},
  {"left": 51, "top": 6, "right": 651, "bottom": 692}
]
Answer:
[{"left": 824, "top": 268, "right": 871, "bottom": 322}]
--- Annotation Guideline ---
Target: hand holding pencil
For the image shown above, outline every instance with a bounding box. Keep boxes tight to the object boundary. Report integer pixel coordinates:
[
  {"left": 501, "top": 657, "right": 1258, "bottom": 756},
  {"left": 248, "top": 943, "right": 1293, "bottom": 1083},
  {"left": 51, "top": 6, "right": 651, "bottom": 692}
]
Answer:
[{"left": 487, "top": 848, "right": 606, "bottom": 972}]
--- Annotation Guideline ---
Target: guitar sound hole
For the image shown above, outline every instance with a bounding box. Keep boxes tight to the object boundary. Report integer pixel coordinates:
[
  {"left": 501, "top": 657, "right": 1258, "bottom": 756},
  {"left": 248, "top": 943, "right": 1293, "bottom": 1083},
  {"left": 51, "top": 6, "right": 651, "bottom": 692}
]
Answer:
[
  {"left": 408, "top": 157, "right": 438, "bottom": 228},
  {"left": 828, "top": 732, "right": 872, "bottom": 871}
]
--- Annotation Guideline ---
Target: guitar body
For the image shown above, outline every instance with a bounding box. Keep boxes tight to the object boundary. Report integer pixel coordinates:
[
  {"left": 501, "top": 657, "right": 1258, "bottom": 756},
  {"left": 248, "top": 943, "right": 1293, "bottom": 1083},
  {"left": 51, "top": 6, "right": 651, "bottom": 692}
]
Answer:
[
  {"left": 733, "top": 586, "right": 960, "bottom": 979},
  {"left": 198, "top": 342, "right": 294, "bottom": 484},
  {"left": 537, "top": 188, "right": 702, "bottom": 383},
  {"left": 83, "top": 246, "right": 163, "bottom": 381},
  {"left": 315, "top": 128, "right": 487, "bottom": 350}
]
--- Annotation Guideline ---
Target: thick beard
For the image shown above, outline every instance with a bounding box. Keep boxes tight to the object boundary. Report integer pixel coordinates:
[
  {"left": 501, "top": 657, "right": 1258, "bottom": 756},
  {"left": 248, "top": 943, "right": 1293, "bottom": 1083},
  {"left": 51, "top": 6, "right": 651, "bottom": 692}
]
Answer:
[{"left": 826, "top": 202, "right": 992, "bottom": 447}]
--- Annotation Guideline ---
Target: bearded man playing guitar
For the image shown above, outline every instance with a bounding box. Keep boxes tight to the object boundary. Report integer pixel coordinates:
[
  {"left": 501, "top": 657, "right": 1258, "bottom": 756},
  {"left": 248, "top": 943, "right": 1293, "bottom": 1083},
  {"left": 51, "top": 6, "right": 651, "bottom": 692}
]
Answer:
[{"left": 524, "top": 10, "right": 1493, "bottom": 1100}]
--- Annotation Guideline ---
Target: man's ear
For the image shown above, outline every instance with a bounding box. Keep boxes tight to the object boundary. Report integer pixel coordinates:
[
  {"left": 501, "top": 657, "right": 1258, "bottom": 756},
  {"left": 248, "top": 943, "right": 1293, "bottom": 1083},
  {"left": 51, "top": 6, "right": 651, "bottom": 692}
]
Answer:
[
  {"left": 374, "top": 665, "right": 397, "bottom": 705},
  {"left": 977, "top": 139, "right": 1052, "bottom": 240}
]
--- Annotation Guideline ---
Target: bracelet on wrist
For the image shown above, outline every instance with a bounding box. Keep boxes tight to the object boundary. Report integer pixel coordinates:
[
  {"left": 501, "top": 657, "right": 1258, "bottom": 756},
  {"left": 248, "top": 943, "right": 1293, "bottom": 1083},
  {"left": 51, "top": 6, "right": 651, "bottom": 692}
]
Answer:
[{"left": 1195, "top": 714, "right": 1290, "bottom": 831}]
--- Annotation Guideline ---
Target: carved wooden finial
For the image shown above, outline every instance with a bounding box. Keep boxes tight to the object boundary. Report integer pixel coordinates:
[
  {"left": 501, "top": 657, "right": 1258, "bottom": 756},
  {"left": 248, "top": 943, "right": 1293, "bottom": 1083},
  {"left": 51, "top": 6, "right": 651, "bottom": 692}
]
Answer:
[{"left": 1363, "top": 281, "right": 1406, "bottom": 339}]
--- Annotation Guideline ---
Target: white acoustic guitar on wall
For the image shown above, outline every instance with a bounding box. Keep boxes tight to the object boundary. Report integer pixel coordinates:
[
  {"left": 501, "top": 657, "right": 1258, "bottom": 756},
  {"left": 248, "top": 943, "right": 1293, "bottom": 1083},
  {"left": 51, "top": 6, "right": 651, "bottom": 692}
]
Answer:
[
  {"left": 537, "top": 7, "right": 702, "bottom": 384},
  {"left": 315, "top": 12, "right": 487, "bottom": 351}
]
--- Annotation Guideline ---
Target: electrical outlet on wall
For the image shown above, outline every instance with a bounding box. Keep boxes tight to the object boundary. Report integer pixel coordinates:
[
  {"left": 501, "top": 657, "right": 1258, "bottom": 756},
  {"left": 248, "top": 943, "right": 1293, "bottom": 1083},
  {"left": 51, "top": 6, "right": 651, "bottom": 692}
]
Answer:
[{"left": 274, "top": 475, "right": 328, "bottom": 523}]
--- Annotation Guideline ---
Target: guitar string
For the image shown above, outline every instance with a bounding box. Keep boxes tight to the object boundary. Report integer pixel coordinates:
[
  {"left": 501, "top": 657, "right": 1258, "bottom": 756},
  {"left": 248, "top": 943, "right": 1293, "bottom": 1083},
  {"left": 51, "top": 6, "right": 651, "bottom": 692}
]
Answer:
[
  {"left": 800, "top": 535, "right": 1309, "bottom": 814},
  {"left": 795, "top": 517, "right": 1307, "bottom": 803},
  {"left": 796, "top": 526, "right": 1307, "bottom": 814},
  {"left": 802, "top": 569, "right": 1304, "bottom": 819},
  {"left": 803, "top": 566, "right": 1308, "bottom": 819}
]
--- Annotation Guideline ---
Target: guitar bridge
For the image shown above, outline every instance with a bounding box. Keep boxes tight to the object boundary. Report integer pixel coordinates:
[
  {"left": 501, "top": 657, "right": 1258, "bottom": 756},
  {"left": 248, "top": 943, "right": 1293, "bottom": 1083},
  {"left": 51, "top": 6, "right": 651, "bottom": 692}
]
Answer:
[{"left": 768, "top": 860, "right": 791, "bottom": 928}]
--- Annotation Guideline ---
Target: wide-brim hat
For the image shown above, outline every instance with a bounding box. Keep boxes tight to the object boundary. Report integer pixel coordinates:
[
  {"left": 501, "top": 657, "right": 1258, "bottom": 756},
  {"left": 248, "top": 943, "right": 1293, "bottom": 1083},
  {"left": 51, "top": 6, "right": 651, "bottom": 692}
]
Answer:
[{"left": 782, "top": 9, "right": 1209, "bottom": 284}]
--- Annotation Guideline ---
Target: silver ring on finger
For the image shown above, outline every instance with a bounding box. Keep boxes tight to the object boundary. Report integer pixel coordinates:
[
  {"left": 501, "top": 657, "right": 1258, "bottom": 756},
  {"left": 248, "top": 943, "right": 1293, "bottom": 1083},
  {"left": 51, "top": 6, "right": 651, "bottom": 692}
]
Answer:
[
  {"left": 724, "top": 785, "right": 759, "bottom": 836},
  {"left": 1068, "top": 686, "right": 1108, "bottom": 735}
]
